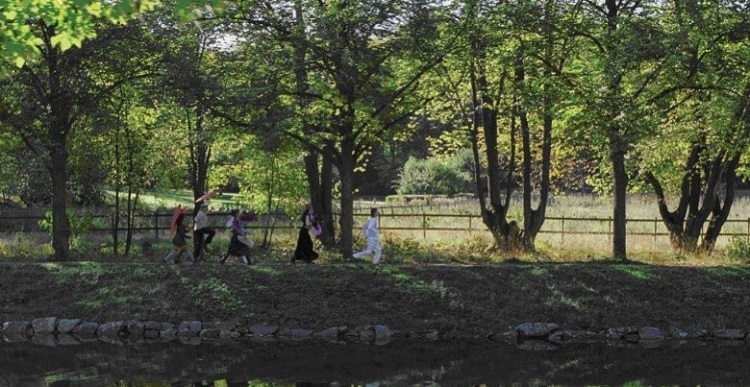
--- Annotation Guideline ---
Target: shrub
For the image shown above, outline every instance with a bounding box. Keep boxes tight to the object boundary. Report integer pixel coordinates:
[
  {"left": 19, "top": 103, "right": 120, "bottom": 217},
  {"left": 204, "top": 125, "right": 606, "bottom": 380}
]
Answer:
[
  {"left": 725, "top": 237, "right": 750, "bottom": 264},
  {"left": 38, "top": 209, "right": 95, "bottom": 250},
  {"left": 395, "top": 150, "right": 474, "bottom": 195}
]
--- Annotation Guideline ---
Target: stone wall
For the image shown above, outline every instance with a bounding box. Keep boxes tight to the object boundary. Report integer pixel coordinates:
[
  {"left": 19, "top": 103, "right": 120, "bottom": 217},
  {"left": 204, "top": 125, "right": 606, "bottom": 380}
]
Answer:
[{"left": 2, "top": 318, "right": 749, "bottom": 348}]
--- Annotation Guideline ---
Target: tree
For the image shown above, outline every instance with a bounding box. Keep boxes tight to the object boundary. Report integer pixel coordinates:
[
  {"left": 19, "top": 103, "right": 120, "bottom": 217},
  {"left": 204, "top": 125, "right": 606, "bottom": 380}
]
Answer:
[
  {"left": 223, "top": 0, "right": 450, "bottom": 255},
  {"left": 0, "top": 20, "right": 158, "bottom": 260},
  {"left": 565, "top": 0, "right": 679, "bottom": 260},
  {"left": 641, "top": 2, "right": 750, "bottom": 254},
  {"left": 153, "top": 11, "right": 237, "bottom": 215}
]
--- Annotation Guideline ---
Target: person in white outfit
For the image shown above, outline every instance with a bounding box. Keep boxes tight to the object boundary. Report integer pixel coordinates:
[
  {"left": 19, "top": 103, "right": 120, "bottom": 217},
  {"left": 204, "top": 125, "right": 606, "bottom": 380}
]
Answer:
[{"left": 353, "top": 207, "right": 382, "bottom": 265}]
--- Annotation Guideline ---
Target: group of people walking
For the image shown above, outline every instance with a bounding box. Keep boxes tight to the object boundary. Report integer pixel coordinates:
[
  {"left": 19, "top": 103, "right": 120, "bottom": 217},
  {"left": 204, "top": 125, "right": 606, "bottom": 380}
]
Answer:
[
  {"left": 162, "top": 199, "right": 383, "bottom": 266},
  {"left": 162, "top": 203, "right": 253, "bottom": 265},
  {"left": 290, "top": 205, "right": 382, "bottom": 265}
]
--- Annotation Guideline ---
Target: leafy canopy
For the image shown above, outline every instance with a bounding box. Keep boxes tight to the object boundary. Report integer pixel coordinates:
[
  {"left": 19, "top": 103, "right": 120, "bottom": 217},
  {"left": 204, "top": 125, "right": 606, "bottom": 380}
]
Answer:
[{"left": 0, "top": 0, "right": 223, "bottom": 68}]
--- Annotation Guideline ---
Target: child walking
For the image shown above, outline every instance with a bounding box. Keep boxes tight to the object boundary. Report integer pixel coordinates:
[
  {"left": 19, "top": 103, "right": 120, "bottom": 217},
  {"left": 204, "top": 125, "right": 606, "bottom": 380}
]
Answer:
[
  {"left": 353, "top": 207, "right": 382, "bottom": 265},
  {"left": 220, "top": 209, "right": 255, "bottom": 265},
  {"left": 163, "top": 209, "right": 195, "bottom": 264}
]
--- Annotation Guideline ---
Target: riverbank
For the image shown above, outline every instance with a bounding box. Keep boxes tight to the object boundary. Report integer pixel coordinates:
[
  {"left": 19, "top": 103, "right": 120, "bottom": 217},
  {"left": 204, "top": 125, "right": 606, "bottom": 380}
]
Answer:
[{"left": 1, "top": 262, "right": 749, "bottom": 342}]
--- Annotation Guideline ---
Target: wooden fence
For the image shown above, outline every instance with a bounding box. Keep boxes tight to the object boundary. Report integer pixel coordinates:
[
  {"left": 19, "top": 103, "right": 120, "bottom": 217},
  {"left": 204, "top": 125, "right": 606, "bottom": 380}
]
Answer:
[{"left": 1, "top": 211, "right": 749, "bottom": 247}]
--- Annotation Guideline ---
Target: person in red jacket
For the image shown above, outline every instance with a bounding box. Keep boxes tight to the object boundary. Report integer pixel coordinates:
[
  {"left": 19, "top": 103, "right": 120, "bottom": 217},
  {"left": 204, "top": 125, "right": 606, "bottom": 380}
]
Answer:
[{"left": 163, "top": 211, "right": 195, "bottom": 264}]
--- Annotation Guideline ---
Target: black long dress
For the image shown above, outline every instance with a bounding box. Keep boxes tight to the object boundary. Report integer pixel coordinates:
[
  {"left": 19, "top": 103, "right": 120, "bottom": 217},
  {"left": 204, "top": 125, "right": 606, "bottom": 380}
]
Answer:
[{"left": 291, "top": 215, "right": 318, "bottom": 263}]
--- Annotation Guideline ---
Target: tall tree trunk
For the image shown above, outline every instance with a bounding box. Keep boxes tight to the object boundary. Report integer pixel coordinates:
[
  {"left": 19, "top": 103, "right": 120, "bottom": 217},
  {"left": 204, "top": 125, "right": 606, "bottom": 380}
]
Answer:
[
  {"left": 190, "top": 104, "right": 211, "bottom": 214},
  {"left": 523, "top": 0, "right": 555, "bottom": 251},
  {"left": 49, "top": 129, "right": 71, "bottom": 261},
  {"left": 112, "top": 125, "right": 121, "bottom": 256},
  {"left": 475, "top": 54, "right": 511, "bottom": 248},
  {"left": 606, "top": 0, "right": 628, "bottom": 261},
  {"left": 517, "top": 51, "right": 533, "bottom": 253},
  {"left": 338, "top": 137, "right": 356, "bottom": 256},
  {"left": 293, "top": 0, "right": 338, "bottom": 247},
  {"left": 467, "top": 36, "right": 514, "bottom": 249},
  {"left": 303, "top": 149, "right": 336, "bottom": 247},
  {"left": 610, "top": 130, "right": 628, "bottom": 260},
  {"left": 125, "top": 131, "right": 135, "bottom": 255},
  {"left": 320, "top": 150, "right": 335, "bottom": 246}
]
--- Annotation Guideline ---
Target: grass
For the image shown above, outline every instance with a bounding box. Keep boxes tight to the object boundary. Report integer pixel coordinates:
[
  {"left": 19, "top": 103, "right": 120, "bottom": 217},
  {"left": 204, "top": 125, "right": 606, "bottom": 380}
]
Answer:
[{"left": 3, "top": 192, "right": 750, "bottom": 266}]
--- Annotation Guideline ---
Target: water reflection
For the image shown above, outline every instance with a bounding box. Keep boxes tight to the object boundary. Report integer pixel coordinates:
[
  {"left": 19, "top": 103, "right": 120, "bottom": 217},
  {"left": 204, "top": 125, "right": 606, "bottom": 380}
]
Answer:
[{"left": 0, "top": 339, "right": 749, "bottom": 386}]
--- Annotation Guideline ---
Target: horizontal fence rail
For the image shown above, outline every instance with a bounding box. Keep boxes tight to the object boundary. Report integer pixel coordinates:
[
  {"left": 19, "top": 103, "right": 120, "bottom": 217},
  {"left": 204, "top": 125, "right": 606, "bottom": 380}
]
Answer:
[{"left": 1, "top": 211, "right": 749, "bottom": 247}]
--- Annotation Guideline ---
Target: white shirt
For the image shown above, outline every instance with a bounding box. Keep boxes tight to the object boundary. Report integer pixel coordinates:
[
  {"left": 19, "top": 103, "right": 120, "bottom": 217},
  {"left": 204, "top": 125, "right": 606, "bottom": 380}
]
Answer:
[
  {"left": 194, "top": 210, "right": 208, "bottom": 231},
  {"left": 362, "top": 217, "right": 379, "bottom": 239}
]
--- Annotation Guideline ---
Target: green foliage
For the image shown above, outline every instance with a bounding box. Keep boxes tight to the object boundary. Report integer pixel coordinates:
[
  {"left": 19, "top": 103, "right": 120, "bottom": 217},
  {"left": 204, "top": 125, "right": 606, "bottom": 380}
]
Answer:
[
  {"left": 725, "top": 237, "right": 750, "bottom": 264},
  {"left": 0, "top": 233, "right": 51, "bottom": 260},
  {"left": 38, "top": 209, "right": 95, "bottom": 250},
  {"left": 396, "top": 149, "right": 474, "bottom": 196},
  {"left": 210, "top": 134, "right": 307, "bottom": 217},
  {"left": 0, "top": 0, "right": 224, "bottom": 69}
]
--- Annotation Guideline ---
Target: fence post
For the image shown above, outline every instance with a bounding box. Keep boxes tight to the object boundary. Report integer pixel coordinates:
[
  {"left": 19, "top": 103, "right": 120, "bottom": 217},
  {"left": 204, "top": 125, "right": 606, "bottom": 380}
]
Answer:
[
  {"left": 608, "top": 217, "right": 612, "bottom": 243},
  {"left": 654, "top": 217, "right": 658, "bottom": 247},
  {"left": 154, "top": 211, "right": 159, "bottom": 240},
  {"left": 561, "top": 216, "right": 565, "bottom": 246},
  {"left": 469, "top": 214, "right": 472, "bottom": 235},
  {"left": 422, "top": 212, "right": 427, "bottom": 240}
]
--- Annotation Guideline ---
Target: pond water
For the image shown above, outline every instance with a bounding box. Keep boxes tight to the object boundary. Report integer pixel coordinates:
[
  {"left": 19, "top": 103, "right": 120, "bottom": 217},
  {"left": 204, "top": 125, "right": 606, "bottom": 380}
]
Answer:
[{"left": 1, "top": 339, "right": 749, "bottom": 386}]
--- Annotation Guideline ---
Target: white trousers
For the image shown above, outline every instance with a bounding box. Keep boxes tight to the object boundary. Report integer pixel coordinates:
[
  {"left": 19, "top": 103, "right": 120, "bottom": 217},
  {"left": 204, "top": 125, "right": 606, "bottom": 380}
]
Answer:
[{"left": 354, "top": 236, "right": 382, "bottom": 264}]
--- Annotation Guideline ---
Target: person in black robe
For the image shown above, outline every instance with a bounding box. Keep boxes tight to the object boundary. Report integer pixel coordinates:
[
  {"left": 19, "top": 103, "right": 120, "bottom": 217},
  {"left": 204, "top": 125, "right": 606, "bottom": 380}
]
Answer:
[{"left": 291, "top": 205, "right": 320, "bottom": 264}]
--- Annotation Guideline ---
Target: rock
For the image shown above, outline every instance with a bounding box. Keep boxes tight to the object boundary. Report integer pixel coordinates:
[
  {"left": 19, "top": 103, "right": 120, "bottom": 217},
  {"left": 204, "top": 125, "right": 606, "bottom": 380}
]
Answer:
[
  {"left": 315, "top": 326, "right": 343, "bottom": 339},
  {"left": 144, "top": 329, "right": 160, "bottom": 339},
  {"left": 604, "top": 327, "right": 638, "bottom": 340},
  {"left": 669, "top": 327, "right": 689, "bottom": 339},
  {"left": 277, "top": 328, "right": 314, "bottom": 340},
  {"left": 515, "top": 322, "right": 560, "bottom": 338},
  {"left": 56, "top": 319, "right": 81, "bottom": 335},
  {"left": 143, "top": 321, "right": 161, "bottom": 338},
  {"left": 624, "top": 332, "right": 640, "bottom": 343},
  {"left": 374, "top": 325, "right": 392, "bottom": 341},
  {"left": 219, "top": 330, "right": 241, "bottom": 339},
  {"left": 160, "top": 323, "right": 177, "bottom": 339},
  {"left": 693, "top": 328, "right": 712, "bottom": 340},
  {"left": 358, "top": 326, "right": 376, "bottom": 343},
  {"left": 638, "top": 327, "right": 666, "bottom": 341},
  {"left": 74, "top": 322, "right": 100, "bottom": 342},
  {"left": 423, "top": 329, "right": 440, "bottom": 342},
  {"left": 98, "top": 321, "right": 125, "bottom": 339},
  {"left": 2, "top": 321, "right": 32, "bottom": 340},
  {"left": 32, "top": 317, "right": 57, "bottom": 335},
  {"left": 548, "top": 330, "right": 603, "bottom": 343},
  {"left": 713, "top": 329, "right": 746, "bottom": 340},
  {"left": 125, "top": 320, "right": 145, "bottom": 339},
  {"left": 199, "top": 329, "right": 221, "bottom": 339},
  {"left": 248, "top": 324, "right": 278, "bottom": 337},
  {"left": 178, "top": 321, "right": 202, "bottom": 337},
  {"left": 32, "top": 334, "right": 57, "bottom": 347},
  {"left": 56, "top": 335, "right": 80, "bottom": 346}
]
